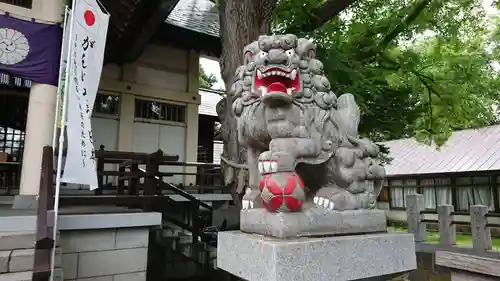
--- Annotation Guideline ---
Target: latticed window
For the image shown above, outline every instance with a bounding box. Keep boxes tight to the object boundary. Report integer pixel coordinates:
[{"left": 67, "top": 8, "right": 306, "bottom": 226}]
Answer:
[
  {"left": 0, "top": 127, "right": 25, "bottom": 161},
  {"left": 0, "top": 0, "right": 33, "bottom": 9},
  {"left": 134, "top": 99, "right": 185, "bottom": 123},
  {"left": 93, "top": 93, "right": 120, "bottom": 116}
]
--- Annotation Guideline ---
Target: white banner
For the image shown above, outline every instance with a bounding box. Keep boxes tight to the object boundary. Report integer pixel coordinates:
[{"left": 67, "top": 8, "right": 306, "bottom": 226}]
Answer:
[{"left": 61, "top": 0, "right": 109, "bottom": 189}]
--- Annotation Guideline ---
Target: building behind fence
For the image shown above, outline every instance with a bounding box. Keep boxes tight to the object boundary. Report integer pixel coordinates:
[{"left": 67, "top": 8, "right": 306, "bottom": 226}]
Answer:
[{"left": 377, "top": 125, "right": 500, "bottom": 228}]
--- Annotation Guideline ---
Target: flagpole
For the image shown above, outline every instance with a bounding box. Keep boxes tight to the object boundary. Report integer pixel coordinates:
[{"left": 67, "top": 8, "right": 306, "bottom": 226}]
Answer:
[
  {"left": 50, "top": 2, "right": 76, "bottom": 280},
  {"left": 51, "top": 5, "right": 69, "bottom": 149}
]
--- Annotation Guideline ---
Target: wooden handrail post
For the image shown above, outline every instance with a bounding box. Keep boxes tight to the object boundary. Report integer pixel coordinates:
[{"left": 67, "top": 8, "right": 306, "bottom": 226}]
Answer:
[
  {"left": 438, "top": 204, "right": 456, "bottom": 247},
  {"left": 129, "top": 163, "right": 139, "bottom": 196},
  {"left": 144, "top": 150, "right": 162, "bottom": 211},
  {"left": 191, "top": 202, "right": 200, "bottom": 244},
  {"left": 471, "top": 205, "right": 492, "bottom": 252},
  {"left": 117, "top": 166, "right": 125, "bottom": 196},
  {"left": 95, "top": 145, "right": 105, "bottom": 196},
  {"left": 32, "top": 146, "right": 55, "bottom": 281},
  {"left": 406, "top": 193, "right": 427, "bottom": 242}
]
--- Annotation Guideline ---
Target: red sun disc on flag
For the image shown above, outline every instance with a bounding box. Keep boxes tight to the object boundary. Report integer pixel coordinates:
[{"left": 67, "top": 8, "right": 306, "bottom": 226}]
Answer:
[{"left": 84, "top": 10, "right": 95, "bottom": 26}]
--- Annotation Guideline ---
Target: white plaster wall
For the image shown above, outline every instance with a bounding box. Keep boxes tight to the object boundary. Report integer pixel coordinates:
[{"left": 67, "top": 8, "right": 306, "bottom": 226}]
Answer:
[
  {"left": 135, "top": 66, "right": 187, "bottom": 92},
  {"left": 92, "top": 116, "right": 119, "bottom": 186},
  {"left": 132, "top": 122, "right": 186, "bottom": 185}
]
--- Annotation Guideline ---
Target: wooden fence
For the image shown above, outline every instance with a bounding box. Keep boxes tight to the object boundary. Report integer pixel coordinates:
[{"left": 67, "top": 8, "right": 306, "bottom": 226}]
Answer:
[{"left": 406, "top": 193, "right": 500, "bottom": 280}]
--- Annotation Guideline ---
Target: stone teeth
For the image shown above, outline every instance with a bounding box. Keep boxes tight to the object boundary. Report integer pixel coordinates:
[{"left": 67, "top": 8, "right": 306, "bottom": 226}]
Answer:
[
  {"left": 257, "top": 69, "right": 263, "bottom": 79},
  {"left": 264, "top": 161, "right": 271, "bottom": 172},
  {"left": 291, "top": 69, "right": 297, "bottom": 80},
  {"left": 260, "top": 86, "right": 268, "bottom": 95},
  {"left": 286, "top": 88, "right": 293, "bottom": 95},
  {"left": 258, "top": 162, "right": 264, "bottom": 173},
  {"left": 270, "top": 162, "right": 278, "bottom": 172}
]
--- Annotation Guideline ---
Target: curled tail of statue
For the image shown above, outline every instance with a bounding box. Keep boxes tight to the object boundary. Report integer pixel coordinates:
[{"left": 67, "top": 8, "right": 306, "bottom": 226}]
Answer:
[{"left": 336, "top": 93, "right": 360, "bottom": 138}]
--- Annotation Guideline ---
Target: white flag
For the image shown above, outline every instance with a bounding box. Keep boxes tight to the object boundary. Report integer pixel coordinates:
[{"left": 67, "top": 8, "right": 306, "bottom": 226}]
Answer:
[{"left": 61, "top": 0, "right": 109, "bottom": 190}]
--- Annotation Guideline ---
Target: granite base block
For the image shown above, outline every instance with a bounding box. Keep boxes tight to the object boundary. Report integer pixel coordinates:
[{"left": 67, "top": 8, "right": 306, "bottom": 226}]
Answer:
[
  {"left": 217, "top": 231, "right": 416, "bottom": 281},
  {"left": 240, "top": 207, "right": 387, "bottom": 238}
]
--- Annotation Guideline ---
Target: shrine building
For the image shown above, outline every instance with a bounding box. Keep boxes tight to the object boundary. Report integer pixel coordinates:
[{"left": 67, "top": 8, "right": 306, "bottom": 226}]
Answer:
[{"left": 0, "top": 0, "right": 222, "bottom": 207}]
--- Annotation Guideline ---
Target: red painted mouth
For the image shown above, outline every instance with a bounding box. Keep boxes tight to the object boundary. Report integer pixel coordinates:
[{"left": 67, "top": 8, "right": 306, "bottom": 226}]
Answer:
[{"left": 254, "top": 67, "right": 300, "bottom": 96}]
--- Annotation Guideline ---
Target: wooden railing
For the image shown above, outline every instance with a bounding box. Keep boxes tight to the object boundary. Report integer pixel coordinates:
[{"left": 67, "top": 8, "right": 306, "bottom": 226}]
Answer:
[{"left": 56, "top": 146, "right": 227, "bottom": 243}]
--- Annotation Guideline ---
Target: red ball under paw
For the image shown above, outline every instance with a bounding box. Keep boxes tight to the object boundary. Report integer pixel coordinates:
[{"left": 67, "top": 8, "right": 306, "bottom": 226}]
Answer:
[{"left": 260, "top": 172, "right": 305, "bottom": 212}]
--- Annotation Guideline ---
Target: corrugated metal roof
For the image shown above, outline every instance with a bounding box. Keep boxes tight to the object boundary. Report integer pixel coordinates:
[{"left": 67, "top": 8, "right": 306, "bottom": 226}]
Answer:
[
  {"left": 199, "top": 88, "right": 223, "bottom": 116},
  {"left": 382, "top": 125, "right": 500, "bottom": 176},
  {"left": 165, "top": 0, "right": 219, "bottom": 37},
  {"left": 213, "top": 140, "right": 223, "bottom": 164}
]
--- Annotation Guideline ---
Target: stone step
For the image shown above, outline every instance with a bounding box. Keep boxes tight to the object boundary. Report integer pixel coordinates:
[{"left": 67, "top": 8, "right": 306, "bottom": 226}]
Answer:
[
  {"left": 158, "top": 229, "right": 217, "bottom": 268},
  {"left": 14, "top": 248, "right": 61, "bottom": 273},
  {"left": 0, "top": 268, "right": 63, "bottom": 281},
  {"left": 0, "top": 232, "right": 35, "bottom": 251}
]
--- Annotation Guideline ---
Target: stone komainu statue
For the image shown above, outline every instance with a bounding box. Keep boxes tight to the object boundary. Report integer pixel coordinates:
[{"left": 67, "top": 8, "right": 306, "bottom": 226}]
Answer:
[{"left": 226, "top": 34, "right": 385, "bottom": 212}]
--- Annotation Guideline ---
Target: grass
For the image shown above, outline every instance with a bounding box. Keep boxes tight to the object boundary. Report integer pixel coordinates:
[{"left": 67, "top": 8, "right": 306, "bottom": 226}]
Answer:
[{"left": 387, "top": 227, "right": 500, "bottom": 250}]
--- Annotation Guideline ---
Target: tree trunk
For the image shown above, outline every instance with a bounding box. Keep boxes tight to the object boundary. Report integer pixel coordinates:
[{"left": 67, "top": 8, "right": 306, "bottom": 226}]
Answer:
[{"left": 217, "top": 0, "right": 276, "bottom": 206}]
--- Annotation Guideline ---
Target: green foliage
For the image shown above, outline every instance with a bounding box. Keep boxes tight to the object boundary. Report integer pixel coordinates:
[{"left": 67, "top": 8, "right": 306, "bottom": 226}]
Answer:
[
  {"left": 199, "top": 64, "right": 218, "bottom": 89},
  {"left": 272, "top": 0, "right": 500, "bottom": 145}
]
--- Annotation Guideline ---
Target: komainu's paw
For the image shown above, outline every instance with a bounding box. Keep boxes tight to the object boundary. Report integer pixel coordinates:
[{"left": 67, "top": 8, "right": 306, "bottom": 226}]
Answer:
[
  {"left": 313, "top": 196, "right": 335, "bottom": 210},
  {"left": 242, "top": 188, "right": 261, "bottom": 210},
  {"left": 257, "top": 150, "right": 296, "bottom": 174},
  {"left": 313, "top": 186, "right": 356, "bottom": 211},
  {"left": 313, "top": 187, "right": 376, "bottom": 211}
]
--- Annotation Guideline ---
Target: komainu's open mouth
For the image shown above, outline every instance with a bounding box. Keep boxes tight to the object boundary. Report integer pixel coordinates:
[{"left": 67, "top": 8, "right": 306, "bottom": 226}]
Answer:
[{"left": 254, "top": 67, "right": 300, "bottom": 96}]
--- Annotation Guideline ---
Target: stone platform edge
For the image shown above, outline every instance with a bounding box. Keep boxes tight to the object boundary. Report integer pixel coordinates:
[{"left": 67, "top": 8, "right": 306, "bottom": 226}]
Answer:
[
  {"left": 240, "top": 207, "right": 387, "bottom": 238},
  {"left": 0, "top": 211, "right": 161, "bottom": 232},
  {"left": 217, "top": 231, "right": 417, "bottom": 281}
]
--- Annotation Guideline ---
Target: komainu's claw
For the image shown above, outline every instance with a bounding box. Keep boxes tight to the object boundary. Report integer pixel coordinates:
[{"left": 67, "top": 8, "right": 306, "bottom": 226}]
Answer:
[{"left": 313, "top": 196, "right": 335, "bottom": 210}]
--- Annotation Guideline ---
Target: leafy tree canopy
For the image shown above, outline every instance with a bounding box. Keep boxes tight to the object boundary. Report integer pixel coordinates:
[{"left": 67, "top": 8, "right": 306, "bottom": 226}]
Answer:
[
  {"left": 199, "top": 64, "right": 218, "bottom": 89},
  {"left": 270, "top": 0, "right": 500, "bottom": 145}
]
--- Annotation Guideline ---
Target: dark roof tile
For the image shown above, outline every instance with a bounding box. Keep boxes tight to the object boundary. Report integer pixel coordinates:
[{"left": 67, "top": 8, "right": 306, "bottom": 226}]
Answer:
[{"left": 166, "top": 0, "right": 219, "bottom": 37}]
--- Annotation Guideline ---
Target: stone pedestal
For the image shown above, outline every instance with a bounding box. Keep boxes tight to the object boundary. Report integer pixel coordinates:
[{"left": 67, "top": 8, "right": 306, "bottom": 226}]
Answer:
[
  {"left": 217, "top": 231, "right": 416, "bottom": 281},
  {"left": 240, "top": 207, "right": 387, "bottom": 238}
]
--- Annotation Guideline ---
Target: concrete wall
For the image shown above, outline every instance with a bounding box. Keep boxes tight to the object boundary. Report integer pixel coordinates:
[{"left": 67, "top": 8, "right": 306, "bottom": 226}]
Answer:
[
  {"left": 60, "top": 228, "right": 149, "bottom": 281},
  {"left": 0, "top": 210, "right": 161, "bottom": 281},
  {"left": 0, "top": 232, "right": 62, "bottom": 281}
]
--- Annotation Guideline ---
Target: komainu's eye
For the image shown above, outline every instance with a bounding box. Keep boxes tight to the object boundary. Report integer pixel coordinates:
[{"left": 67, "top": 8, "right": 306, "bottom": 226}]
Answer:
[
  {"left": 285, "top": 49, "right": 295, "bottom": 57},
  {"left": 259, "top": 51, "right": 268, "bottom": 58}
]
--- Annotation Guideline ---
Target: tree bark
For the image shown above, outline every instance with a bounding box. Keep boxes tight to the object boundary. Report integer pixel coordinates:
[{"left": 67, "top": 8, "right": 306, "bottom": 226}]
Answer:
[{"left": 217, "top": 0, "right": 276, "bottom": 200}]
